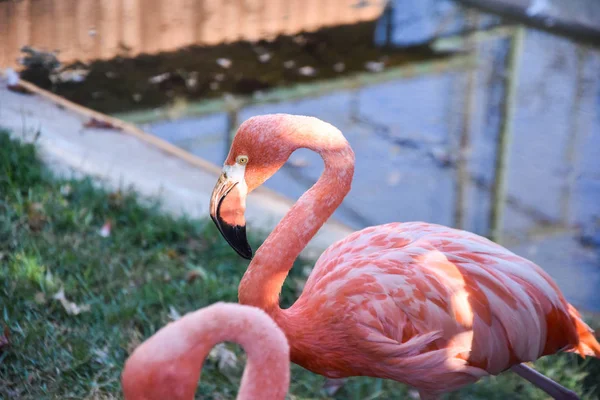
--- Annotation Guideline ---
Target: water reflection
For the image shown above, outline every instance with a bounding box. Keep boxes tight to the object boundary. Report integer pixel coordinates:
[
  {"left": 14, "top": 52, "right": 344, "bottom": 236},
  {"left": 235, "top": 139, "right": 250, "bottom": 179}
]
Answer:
[{"left": 0, "top": 0, "right": 383, "bottom": 68}]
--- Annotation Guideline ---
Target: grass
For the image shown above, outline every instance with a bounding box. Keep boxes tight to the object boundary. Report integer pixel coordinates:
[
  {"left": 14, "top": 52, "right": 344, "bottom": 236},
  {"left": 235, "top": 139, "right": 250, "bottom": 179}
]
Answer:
[{"left": 0, "top": 129, "right": 598, "bottom": 399}]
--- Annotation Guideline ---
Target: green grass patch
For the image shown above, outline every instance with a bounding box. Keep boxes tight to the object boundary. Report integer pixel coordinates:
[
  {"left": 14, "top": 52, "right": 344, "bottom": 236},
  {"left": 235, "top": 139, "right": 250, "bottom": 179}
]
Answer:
[{"left": 0, "top": 130, "right": 598, "bottom": 399}]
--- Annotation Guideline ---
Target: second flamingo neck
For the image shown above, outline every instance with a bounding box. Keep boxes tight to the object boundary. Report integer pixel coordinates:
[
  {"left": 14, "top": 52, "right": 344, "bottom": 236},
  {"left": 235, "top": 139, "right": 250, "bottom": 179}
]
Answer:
[{"left": 239, "top": 148, "right": 354, "bottom": 311}]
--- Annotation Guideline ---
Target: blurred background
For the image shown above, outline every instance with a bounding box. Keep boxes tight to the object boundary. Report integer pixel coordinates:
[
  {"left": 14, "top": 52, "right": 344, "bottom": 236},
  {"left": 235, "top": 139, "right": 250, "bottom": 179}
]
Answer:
[
  {"left": 1, "top": 0, "right": 599, "bottom": 308},
  {"left": 1, "top": 1, "right": 600, "bottom": 399}
]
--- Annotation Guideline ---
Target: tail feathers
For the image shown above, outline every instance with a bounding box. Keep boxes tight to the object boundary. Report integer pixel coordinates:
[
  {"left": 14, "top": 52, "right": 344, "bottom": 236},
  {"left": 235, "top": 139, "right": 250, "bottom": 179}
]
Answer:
[{"left": 566, "top": 304, "right": 600, "bottom": 358}]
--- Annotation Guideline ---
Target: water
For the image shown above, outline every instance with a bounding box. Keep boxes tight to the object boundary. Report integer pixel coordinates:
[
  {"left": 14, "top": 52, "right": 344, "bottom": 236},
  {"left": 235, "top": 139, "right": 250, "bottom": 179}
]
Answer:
[
  {"left": 0, "top": 0, "right": 383, "bottom": 68},
  {"left": 147, "top": 28, "right": 600, "bottom": 311}
]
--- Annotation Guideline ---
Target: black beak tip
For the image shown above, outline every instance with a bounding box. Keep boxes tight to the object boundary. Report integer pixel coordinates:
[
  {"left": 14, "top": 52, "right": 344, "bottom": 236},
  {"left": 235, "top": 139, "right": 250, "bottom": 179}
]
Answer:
[
  {"left": 238, "top": 246, "right": 253, "bottom": 260},
  {"left": 211, "top": 215, "right": 253, "bottom": 260}
]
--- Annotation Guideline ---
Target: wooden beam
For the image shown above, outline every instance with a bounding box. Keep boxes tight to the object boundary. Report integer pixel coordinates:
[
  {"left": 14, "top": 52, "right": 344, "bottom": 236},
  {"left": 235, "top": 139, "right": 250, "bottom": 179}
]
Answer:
[{"left": 488, "top": 27, "right": 525, "bottom": 243}]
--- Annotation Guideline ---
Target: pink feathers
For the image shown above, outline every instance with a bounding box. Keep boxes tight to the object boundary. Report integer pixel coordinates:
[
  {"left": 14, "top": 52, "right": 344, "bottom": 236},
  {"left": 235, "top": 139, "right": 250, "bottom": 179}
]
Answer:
[{"left": 121, "top": 303, "right": 290, "bottom": 400}]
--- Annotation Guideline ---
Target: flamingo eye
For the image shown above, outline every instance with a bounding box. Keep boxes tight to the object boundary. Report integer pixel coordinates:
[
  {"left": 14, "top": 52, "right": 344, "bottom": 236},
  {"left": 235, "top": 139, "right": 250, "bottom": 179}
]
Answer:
[{"left": 236, "top": 155, "right": 249, "bottom": 165}]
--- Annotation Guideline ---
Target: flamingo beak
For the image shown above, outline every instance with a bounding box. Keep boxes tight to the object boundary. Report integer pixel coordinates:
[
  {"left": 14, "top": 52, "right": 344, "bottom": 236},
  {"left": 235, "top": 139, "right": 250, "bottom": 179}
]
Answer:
[{"left": 209, "top": 171, "right": 253, "bottom": 260}]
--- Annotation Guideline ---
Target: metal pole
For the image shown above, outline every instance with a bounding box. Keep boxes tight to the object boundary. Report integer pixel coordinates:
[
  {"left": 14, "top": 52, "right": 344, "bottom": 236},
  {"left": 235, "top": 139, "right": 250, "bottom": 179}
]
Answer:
[
  {"left": 349, "top": 76, "right": 361, "bottom": 123},
  {"left": 384, "top": 0, "right": 394, "bottom": 49},
  {"left": 489, "top": 26, "right": 524, "bottom": 243},
  {"left": 224, "top": 96, "right": 239, "bottom": 161},
  {"left": 454, "top": 10, "right": 479, "bottom": 230},
  {"left": 561, "top": 46, "right": 587, "bottom": 225}
]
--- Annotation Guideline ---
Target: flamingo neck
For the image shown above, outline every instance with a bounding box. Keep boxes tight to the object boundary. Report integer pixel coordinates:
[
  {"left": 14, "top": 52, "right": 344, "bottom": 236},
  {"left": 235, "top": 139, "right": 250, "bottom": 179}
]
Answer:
[
  {"left": 122, "top": 303, "right": 290, "bottom": 400},
  {"left": 239, "top": 143, "right": 354, "bottom": 313}
]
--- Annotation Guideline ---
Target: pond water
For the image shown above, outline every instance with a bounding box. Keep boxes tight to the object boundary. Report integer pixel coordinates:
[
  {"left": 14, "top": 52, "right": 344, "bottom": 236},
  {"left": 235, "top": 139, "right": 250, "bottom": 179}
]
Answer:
[{"left": 146, "top": 28, "right": 600, "bottom": 311}]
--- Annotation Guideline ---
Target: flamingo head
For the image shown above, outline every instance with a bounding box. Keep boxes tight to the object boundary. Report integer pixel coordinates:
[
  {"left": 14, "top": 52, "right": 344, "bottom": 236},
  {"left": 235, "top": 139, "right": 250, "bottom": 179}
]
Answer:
[{"left": 210, "top": 114, "right": 299, "bottom": 259}]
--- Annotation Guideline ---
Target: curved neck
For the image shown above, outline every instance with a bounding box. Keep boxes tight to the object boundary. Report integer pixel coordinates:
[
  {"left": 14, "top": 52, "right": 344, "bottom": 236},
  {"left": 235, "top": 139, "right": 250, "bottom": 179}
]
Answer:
[
  {"left": 239, "top": 141, "right": 354, "bottom": 312},
  {"left": 122, "top": 303, "right": 290, "bottom": 400}
]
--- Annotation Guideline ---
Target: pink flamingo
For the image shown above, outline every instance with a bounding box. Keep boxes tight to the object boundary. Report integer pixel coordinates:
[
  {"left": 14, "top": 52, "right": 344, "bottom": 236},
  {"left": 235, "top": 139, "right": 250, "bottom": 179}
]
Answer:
[
  {"left": 121, "top": 302, "right": 290, "bottom": 400},
  {"left": 209, "top": 114, "right": 600, "bottom": 399}
]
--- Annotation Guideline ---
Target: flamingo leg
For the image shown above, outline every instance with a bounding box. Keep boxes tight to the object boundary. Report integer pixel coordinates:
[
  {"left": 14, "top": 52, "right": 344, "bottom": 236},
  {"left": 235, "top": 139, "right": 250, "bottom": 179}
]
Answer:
[{"left": 510, "top": 363, "right": 580, "bottom": 400}]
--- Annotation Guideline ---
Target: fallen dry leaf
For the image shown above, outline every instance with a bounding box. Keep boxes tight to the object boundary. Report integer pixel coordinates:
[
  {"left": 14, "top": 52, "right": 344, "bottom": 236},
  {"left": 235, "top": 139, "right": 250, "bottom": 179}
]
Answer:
[
  {"left": 27, "top": 202, "right": 47, "bottom": 231},
  {"left": 59, "top": 184, "right": 73, "bottom": 197},
  {"left": 53, "top": 287, "right": 91, "bottom": 315},
  {"left": 84, "top": 118, "right": 121, "bottom": 131},
  {"left": 93, "top": 347, "right": 110, "bottom": 364},
  {"left": 165, "top": 249, "right": 179, "bottom": 260},
  {"left": 322, "top": 378, "right": 347, "bottom": 396},
  {"left": 7, "top": 83, "right": 33, "bottom": 95},
  {"left": 108, "top": 191, "right": 124, "bottom": 208},
  {"left": 209, "top": 343, "right": 240, "bottom": 381},
  {"left": 168, "top": 306, "right": 182, "bottom": 321},
  {"left": 186, "top": 266, "right": 208, "bottom": 283},
  {"left": 5, "top": 68, "right": 32, "bottom": 94},
  {"left": 98, "top": 220, "right": 111, "bottom": 238},
  {"left": 34, "top": 292, "right": 46, "bottom": 304},
  {"left": 0, "top": 326, "right": 10, "bottom": 352},
  {"left": 127, "top": 329, "right": 144, "bottom": 354}
]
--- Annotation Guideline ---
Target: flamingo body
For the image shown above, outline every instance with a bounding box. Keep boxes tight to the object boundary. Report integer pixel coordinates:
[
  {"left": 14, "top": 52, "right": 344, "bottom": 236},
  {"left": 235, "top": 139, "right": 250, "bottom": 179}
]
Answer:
[
  {"left": 210, "top": 114, "right": 600, "bottom": 398},
  {"left": 283, "top": 221, "right": 594, "bottom": 393}
]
